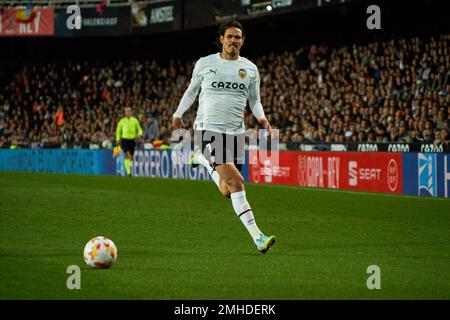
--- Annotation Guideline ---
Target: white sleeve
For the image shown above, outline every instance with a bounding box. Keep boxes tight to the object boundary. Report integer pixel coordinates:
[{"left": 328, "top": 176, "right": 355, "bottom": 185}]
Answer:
[
  {"left": 248, "top": 68, "right": 266, "bottom": 121},
  {"left": 173, "top": 59, "right": 203, "bottom": 118}
]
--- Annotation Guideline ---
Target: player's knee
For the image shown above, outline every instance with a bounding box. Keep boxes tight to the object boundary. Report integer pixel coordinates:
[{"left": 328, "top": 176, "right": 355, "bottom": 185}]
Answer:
[{"left": 225, "top": 175, "right": 244, "bottom": 192}]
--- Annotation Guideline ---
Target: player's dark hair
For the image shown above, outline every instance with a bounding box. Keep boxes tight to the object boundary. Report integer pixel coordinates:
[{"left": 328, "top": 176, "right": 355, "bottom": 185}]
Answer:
[
  {"left": 215, "top": 20, "right": 245, "bottom": 49},
  {"left": 220, "top": 20, "right": 245, "bottom": 37}
]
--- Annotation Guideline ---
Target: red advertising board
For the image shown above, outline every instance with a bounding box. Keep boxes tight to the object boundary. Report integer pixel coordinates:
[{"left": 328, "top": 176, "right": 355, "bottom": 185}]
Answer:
[
  {"left": 0, "top": 8, "right": 54, "bottom": 36},
  {"left": 249, "top": 151, "right": 403, "bottom": 194}
]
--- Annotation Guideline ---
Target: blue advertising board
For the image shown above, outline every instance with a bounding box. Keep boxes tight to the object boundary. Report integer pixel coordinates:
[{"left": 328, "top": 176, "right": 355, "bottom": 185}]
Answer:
[
  {"left": 117, "top": 149, "right": 209, "bottom": 179},
  {"left": 0, "top": 149, "right": 250, "bottom": 182},
  {"left": 403, "top": 153, "right": 450, "bottom": 198},
  {"left": 125, "top": 149, "right": 250, "bottom": 182},
  {"left": 0, "top": 149, "right": 115, "bottom": 175},
  {"left": 3, "top": 149, "right": 448, "bottom": 198}
]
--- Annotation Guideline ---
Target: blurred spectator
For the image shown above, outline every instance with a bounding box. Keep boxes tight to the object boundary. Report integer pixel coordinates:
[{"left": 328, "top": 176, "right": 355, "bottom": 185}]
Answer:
[
  {"left": 143, "top": 115, "right": 159, "bottom": 143},
  {"left": 54, "top": 106, "right": 64, "bottom": 127}
]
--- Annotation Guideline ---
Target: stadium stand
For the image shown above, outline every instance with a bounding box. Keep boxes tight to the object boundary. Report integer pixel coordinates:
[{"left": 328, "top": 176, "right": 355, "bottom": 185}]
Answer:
[
  {"left": 1, "top": 0, "right": 449, "bottom": 151},
  {"left": 1, "top": 32, "right": 448, "bottom": 150}
]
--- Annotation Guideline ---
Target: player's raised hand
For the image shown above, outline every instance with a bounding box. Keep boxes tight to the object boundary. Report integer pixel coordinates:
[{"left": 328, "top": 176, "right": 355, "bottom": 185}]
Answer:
[
  {"left": 171, "top": 116, "right": 185, "bottom": 130},
  {"left": 259, "top": 118, "right": 272, "bottom": 133}
]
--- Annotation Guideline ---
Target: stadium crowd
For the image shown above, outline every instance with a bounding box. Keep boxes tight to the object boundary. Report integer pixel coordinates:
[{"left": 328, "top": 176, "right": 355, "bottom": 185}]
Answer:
[{"left": 0, "top": 33, "right": 449, "bottom": 149}]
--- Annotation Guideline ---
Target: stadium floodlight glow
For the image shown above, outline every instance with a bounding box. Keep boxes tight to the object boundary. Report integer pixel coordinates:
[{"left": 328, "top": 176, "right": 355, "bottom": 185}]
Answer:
[{"left": 266, "top": 5, "right": 273, "bottom": 11}]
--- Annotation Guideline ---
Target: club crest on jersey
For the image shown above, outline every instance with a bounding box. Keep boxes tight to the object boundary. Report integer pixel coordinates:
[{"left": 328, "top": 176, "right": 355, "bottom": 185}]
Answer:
[{"left": 239, "top": 69, "right": 247, "bottom": 79}]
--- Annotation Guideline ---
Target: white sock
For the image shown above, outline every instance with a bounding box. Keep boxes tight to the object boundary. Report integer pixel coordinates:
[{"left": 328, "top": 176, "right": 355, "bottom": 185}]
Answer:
[
  {"left": 206, "top": 164, "right": 220, "bottom": 189},
  {"left": 230, "top": 191, "right": 262, "bottom": 242},
  {"left": 197, "top": 152, "right": 221, "bottom": 189}
]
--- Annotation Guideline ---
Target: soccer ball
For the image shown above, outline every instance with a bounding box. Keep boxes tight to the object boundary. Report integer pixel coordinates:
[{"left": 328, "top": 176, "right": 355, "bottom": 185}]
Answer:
[{"left": 83, "top": 236, "right": 117, "bottom": 268}]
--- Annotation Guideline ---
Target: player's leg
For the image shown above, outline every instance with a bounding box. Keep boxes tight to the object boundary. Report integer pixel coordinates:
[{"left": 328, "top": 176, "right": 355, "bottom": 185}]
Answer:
[
  {"left": 191, "top": 146, "right": 222, "bottom": 188},
  {"left": 121, "top": 139, "right": 136, "bottom": 177},
  {"left": 120, "top": 139, "right": 132, "bottom": 177},
  {"left": 191, "top": 130, "right": 227, "bottom": 194},
  {"left": 124, "top": 151, "right": 132, "bottom": 176},
  {"left": 127, "top": 139, "right": 136, "bottom": 177},
  {"left": 219, "top": 178, "right": 231, "bottom": 198},
  {"left": 215, "top": 163, "right": 276, "bottom": 253}
]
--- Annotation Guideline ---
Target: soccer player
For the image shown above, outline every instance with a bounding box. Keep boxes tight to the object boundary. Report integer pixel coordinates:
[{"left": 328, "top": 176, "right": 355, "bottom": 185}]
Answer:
[
  {"left": 116, "top": 106, "right": 143, "bottom": 177},
  {"left": 171, "top": 20, "right": 276, "bottom": 253}
]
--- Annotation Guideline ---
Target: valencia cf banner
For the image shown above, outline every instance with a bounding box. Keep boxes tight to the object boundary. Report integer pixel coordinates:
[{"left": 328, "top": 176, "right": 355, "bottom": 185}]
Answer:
[
  {"left": 0, "top": 8, "right": 54, "bottom": 36},
  {"left": 54, "top": 6, "right": 130, "bottom": 37}
]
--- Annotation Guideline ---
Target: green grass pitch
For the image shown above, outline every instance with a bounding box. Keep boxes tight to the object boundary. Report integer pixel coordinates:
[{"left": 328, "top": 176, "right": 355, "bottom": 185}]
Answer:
[{"left": 0, "top": 172, "right": 449, "bottom": 299}]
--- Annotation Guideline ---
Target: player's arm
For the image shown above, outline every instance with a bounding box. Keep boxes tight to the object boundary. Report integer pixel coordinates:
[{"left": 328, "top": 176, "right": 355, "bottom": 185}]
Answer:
[
  {"left": 172, "top": 58, "right": 203, "bottom": 129},
  {"left": 135, "top": 118, "right": 144, "bottom": 145},
  {"left": 248, "top": 68, "right": 272, "bottom": 132},
  {"left": 116, "top": 119, "right": 123, "bottom": 144}
]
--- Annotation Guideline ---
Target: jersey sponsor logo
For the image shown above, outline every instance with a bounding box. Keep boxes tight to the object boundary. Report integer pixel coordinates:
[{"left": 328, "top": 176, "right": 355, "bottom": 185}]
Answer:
[
  {"left": 211, "top": 81, "right": 246, "bottom": 90},
  {"left": 239, "top": 69, "right": 247, "bottom": 79}
]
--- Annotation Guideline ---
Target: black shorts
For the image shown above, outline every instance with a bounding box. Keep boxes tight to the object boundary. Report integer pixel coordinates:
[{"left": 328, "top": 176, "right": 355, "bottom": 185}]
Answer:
[
  {"left": 194, "top": 130, "right": 245, "bottom": 172},
  {"left": 120, "top": 138, "right": 136, "bottom": 155}
]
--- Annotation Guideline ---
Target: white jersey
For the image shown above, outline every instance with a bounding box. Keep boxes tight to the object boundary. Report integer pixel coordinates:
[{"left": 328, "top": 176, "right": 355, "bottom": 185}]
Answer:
[{"left": 174, "top": 53, "right": 266, "bottom": 134}]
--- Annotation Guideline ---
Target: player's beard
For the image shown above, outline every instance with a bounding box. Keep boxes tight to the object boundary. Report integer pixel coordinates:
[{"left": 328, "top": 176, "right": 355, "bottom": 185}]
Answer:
[{"left": 227, "top": 45, "right": 239, "bottom": 57}]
